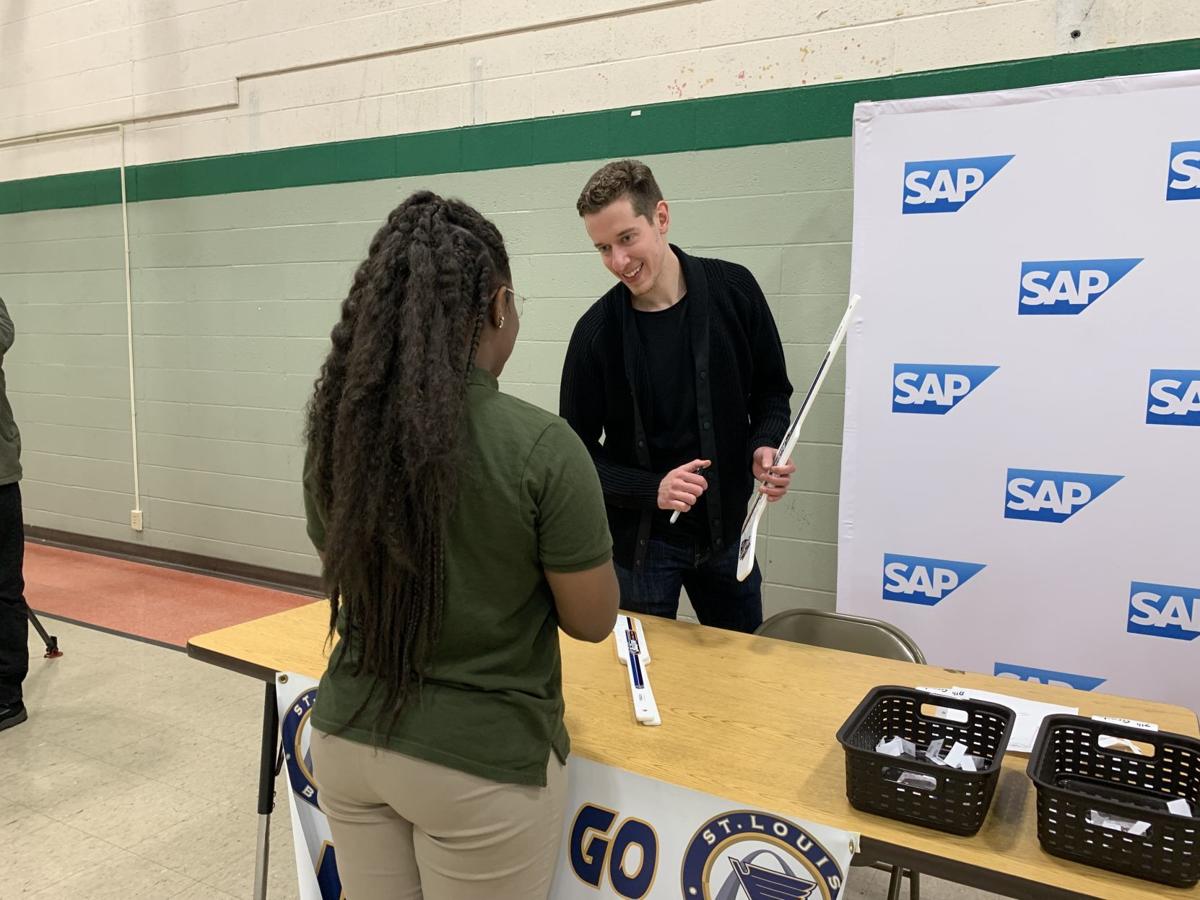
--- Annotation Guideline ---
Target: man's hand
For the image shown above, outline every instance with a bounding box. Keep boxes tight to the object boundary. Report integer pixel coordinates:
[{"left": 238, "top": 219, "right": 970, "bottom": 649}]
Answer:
[
  {"left": 752, "top": 446, "right": 795, "bottom": 502},
  {"left": 658, "top": 459, "right": 710, "bottom": 513}
]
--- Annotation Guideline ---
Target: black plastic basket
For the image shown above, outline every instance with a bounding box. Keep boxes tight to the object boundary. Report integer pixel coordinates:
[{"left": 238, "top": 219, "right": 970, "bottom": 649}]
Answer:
[
  {"left": 835, "top": 685, "right": 1016, "bottom": 836},
  {"left": 1027, "top": 714, "right": 1200, "bottom": 888}
]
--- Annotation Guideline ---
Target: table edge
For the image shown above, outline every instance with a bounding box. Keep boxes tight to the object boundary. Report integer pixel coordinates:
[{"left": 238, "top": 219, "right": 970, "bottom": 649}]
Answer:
[{"left": 186, "top": 640, "right": 276, "bottom": 682}]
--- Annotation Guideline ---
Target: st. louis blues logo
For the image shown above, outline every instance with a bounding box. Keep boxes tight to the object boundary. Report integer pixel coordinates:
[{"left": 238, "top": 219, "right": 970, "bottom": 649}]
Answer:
[
  {"left": 281, "top": 687, "right": 321, "bottom": 808},
  {"left": 280, "top": 682, "right": 344, "bottom": 900},
  {"left": 681, "top": 811, "right": 844, "bottom": 899}
]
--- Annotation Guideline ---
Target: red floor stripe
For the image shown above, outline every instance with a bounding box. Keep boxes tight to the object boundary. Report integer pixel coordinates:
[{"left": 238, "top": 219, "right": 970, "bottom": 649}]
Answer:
[{"left": 25, "top": 543, "right": 316, "bottom": 648}]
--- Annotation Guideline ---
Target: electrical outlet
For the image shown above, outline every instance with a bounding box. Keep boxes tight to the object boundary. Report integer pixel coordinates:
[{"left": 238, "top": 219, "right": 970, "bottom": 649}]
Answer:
[{"left": 130, "top": 509, "right": 143, "bottom": 531}]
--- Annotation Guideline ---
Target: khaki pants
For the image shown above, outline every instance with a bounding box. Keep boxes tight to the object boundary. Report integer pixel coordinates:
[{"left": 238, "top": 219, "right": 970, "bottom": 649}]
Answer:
[{"left": 310, "top": 730, "right": 567, "bottom": 900}]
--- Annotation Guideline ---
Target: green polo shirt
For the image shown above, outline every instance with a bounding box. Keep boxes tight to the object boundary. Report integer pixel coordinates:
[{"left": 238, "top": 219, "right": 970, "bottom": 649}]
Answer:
[{"left": 305, "top": 368, "right": 612, "bottom": 786}]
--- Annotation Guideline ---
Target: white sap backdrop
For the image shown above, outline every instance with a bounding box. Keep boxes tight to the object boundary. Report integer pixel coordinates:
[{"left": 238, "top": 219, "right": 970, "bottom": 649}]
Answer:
[{"left": 837, "top": 71, "right": 1200, "bottom": 713}]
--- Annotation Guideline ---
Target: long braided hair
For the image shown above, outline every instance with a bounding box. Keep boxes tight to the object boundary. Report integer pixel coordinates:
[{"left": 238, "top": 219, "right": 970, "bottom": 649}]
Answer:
[{"left": 304, "top": 191, "right": 510, "bottom": 725}]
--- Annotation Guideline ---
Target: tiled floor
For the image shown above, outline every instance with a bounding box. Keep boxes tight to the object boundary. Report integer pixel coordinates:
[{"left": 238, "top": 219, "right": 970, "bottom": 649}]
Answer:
[
  {"left": 4, "top": 618, "right": 299, "bottom": 899},
  {"left": 5, "top": 616, "right": 1002, "bottom": 898}
]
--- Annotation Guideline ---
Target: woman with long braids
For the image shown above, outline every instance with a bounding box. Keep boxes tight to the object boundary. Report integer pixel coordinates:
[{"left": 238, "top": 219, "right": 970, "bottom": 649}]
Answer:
[{"left": 303, "top": 190, "right": 619, "bottom": 899}]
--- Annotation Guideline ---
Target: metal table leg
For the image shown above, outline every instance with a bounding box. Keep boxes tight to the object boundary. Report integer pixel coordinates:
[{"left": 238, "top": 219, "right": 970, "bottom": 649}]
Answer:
[{"left": 254, "top": 680, "right": 279, "bottom": 900}]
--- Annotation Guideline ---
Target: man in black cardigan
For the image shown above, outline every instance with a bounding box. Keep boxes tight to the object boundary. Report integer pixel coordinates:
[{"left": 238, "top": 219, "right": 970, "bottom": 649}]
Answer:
[{"left": 560, "top": 159, "right": 794, "bottom": 633}]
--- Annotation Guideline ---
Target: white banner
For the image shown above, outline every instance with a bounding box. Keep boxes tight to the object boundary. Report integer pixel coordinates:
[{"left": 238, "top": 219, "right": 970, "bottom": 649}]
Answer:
[
  {"left": 277, "top": 673, "right": 342, "bottom": 900},
  {"left": 549, "top": 756, "right": 855, "bottom": 899},
  {"left": 838, "top": 71, "right": 1200, "bottom": 714},
  {"left": 276, "top": 673, "right": 856, "bottom": 899}
]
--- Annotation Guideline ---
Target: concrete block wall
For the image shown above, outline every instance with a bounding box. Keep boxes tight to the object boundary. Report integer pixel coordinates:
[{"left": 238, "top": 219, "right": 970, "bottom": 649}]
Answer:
[
  {"left": 0, "top": 140, "right": 854, "bottom": 605},
  {"left": 1, "top": 1, "right": 1197, "bottom": 608},
  {"left": 3, "top": 0, "right": 1198, "bottom": 177}
]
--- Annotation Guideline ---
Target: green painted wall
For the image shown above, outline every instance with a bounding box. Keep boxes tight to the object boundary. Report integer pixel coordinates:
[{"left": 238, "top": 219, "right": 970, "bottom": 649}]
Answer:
[{"left": 0, "top": 140, "right": 850, "bottom": 612}]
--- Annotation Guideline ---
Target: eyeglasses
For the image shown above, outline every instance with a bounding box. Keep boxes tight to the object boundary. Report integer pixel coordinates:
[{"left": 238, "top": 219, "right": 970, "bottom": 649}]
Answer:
[{"left": 502, "top": 286, "right": 526, "bottom": 319}]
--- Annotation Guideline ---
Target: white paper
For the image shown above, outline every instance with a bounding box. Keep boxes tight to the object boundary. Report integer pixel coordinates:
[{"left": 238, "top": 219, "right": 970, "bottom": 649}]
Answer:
[
  {"left": 1087, "top": 808, "right": 1151, "bottom": 836},
  {"left": 893, "top": 770, "right": 938, "bottom": 791},
  {"left": 917, "top": 685, "right": 1077, "bottom": 753},
  {"left": 1098, "top": 735, "right": 1146, "bottom": 754},
  {"left": 1093, "top": 715, "right": 1158, "bottom": 731},
  {"left": 1167, "top": 798, "right": 1193, "bottom": 817},
  {"left": 942, "top": 741, "right": 967, "bottom": 769},
  {"left": 876, "top": 736, "right": 916, "bottom": 757},
  {"left": 916, "top": 686, "right": 969, "bottom": 711}
]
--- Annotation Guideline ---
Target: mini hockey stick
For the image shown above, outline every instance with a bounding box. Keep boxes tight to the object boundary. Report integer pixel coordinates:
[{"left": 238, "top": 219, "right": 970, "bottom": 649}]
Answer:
[
  {"left": 735, "top": 294, "right": 859, "bottom": 582},
  {"left": 613, "top": 614, "right": 661, "bottom": 726}
]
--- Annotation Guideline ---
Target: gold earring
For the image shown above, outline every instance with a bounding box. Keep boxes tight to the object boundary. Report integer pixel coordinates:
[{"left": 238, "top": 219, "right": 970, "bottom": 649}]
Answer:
[{"left": 498, "top": 315, "right": 506, "bottom": 329}]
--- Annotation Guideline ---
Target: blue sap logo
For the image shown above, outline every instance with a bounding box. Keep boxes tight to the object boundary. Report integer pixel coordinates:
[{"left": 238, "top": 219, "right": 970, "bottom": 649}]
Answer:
[
  {"left": 882, "top": 554, "right": 986, "bottom": 606},
  {"left": 892, "top": 364, "right": 998, "bottom": 414},
  {"left": 902, "top": 155, "right": 1014, "bottom": 213},
  {"left": 1004, "top": 469, "right": 1123, "bottom": 523},
  {"left": 1128, "top": 581, "right": 1200, "bottom": 642},
  {"left": 1018, "top": 259, "right": 1142, "bottom": 315},
  {"left": 994, "top": 662, "right": 1106, "bottom": 691},
  {"left": 1146, "top": 369, "right": 1200, "bottom": 426},
  {"left": 1167, "top": 140, "right": 1200, "bottom": 201}
]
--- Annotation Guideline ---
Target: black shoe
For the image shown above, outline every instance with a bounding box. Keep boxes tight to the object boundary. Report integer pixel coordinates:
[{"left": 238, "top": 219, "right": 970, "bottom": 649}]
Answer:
[{"left": 0, "top": 702, "right": 27, "bottom": 732}]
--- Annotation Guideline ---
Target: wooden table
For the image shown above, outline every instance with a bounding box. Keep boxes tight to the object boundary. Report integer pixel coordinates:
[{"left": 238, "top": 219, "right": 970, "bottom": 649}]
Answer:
[{"left": 189, "top": 602, "right": 1200, "bottom": 900}]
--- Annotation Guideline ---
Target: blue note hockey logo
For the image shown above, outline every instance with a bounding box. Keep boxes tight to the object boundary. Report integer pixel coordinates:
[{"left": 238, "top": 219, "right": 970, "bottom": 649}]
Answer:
[{"left": 681, "top": 811, "right": 844, "bottom": 900}]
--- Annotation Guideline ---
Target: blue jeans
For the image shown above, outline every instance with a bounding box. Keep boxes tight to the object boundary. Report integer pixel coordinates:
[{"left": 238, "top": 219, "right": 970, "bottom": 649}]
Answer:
[{"left": 615, "top": 537, "right": 763, "bottom": 634}]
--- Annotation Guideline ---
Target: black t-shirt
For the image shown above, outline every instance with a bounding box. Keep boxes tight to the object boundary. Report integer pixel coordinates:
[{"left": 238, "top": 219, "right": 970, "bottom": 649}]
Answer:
[{"left": 632, "top": 296, "right": 707, "bottom": 543}]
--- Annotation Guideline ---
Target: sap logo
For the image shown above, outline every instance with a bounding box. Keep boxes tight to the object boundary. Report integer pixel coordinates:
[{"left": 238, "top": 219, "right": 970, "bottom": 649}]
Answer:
[
  {"left": 902, "top": 155, "right": 1014, "bottom": 213},
  {"left": 1167, "top": 140, "right": 1200, "bottom": 201},
  {"left": 994, "top": 662, "right": 1106, "bottom": 692},
  {"left": 882, "top": 554, "right": 986, "bottom": 606},
  {"left": 892, "top": 364, "right": 998, "bottom": 414},
  {"left": 1128, "top": 581, "right": 1200, "bottom": 642},
  {"left": 1146, "top": 369, "right": 1200, "bottom": 426},
  {"left": 1017, "top": 259, "right": 1142, "bottom": 315},
  {"left": 569, "top": 805, "right": 657, "bottom": 898},
  {"left": 1004, "top": 469, "right": 1123, "bottom": 523}
]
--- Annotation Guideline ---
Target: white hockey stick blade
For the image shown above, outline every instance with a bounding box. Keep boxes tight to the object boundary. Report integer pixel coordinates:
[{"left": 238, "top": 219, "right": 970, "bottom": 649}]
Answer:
[
  {"left": 638, "top": 676, "right": 662, "bottom": 726},
  {"left": 736, "top": 295, "right": 860, "bottom": 582}
]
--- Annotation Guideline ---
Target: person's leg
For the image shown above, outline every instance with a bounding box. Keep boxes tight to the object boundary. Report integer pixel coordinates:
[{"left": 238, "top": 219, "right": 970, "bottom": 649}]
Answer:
[
  {"left": 0, "top": 482, "right": 28, "bottom": 720},
  {"left": 409, "top": 755, "right": 567, "bottom": 900},
  {"left": 613, "top": 537, "right": 690, "bottom": 621},
  {"left": 310, "top": 729, "right": 423, "bottom": 900},
  {"left": 682, "top": 542, "right": 764, "bottom": 634}
]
